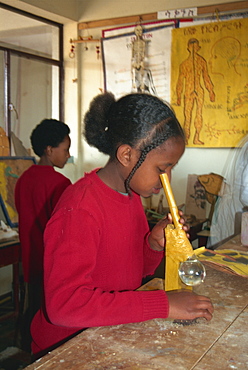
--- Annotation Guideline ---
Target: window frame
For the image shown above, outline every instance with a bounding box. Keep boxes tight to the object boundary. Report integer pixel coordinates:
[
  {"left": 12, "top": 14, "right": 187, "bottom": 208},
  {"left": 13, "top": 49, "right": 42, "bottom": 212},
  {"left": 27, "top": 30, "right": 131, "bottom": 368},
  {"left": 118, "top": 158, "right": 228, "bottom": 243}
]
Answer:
[{"left": 0, "top": 2, "right": 64, "bottom": 139}]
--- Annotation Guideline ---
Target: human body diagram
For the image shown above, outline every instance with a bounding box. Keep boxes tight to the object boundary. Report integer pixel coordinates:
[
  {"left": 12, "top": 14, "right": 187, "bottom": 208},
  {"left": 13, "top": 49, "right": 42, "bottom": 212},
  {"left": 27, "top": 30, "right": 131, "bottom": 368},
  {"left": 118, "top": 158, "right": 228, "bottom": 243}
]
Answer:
[
  {"left": 209, "top": 36, "right": 247, "bottom": 113},
  {"left": 131, "top": 25, "right": 156, "bottom": 95},
  {"left": 176, "top": 38, "right": 215, "bottom": 145}
]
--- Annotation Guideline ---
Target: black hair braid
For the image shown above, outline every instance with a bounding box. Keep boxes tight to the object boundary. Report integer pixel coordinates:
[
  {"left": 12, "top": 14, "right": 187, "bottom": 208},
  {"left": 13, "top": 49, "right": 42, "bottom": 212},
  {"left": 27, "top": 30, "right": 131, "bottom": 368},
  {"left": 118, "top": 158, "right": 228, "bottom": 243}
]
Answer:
[
  {"left": 124, "top": 150, "right": 147, "bottom": 193},
  {"left": 84, "top": 93, "right": 185, "bottom": 194},
  {"left": 124, "top": 136, "right": 169, "bottom": 193}
]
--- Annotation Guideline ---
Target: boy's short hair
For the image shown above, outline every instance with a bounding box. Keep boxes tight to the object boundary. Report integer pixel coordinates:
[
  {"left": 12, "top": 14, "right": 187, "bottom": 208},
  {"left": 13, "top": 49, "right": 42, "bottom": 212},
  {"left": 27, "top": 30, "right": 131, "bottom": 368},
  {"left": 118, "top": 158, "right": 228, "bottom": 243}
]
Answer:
[{"left": 30, "top": 119, "right": 70, "bottom": 157}]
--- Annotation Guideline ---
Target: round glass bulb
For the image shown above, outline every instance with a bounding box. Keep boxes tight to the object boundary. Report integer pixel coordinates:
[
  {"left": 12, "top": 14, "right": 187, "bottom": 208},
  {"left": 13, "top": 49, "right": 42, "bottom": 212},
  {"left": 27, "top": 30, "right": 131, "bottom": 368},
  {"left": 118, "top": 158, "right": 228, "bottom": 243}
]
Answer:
[{"left": 178, "top": 255, "right": 206, "bottom": 286}]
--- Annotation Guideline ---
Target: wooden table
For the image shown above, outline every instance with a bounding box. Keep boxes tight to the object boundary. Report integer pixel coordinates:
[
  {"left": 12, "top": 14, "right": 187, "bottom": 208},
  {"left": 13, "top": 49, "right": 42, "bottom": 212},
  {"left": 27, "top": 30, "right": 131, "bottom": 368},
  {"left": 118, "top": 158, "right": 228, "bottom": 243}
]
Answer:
[
  {"left": 27, "top": 236, "right": 248, "bottom": 369},
  {"left": 0, "top": 237, "right": 21, "bottom": 321},
  {"left": 197, "top": 232, "right": 248, "bottom": 251},
  {"left": 217, "top": 233, "right": 248, "bottom": 252}
]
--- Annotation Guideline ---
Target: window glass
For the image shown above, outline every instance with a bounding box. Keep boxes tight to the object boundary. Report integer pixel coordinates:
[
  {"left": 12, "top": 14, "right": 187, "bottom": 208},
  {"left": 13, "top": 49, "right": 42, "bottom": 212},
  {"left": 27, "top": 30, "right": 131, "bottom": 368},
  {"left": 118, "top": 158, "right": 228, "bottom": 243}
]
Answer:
[
  {"left": 0, "top": 4, "right": 63, "bottom": 154},
  {"left": 0, "top": 50, "right": 4, "bottom": 129},
  {"left": 0, "top": 8, "right": 59, "bottom": 59},
  {"left": 10, "top": 55, "right": 59, "bottom": 152}
]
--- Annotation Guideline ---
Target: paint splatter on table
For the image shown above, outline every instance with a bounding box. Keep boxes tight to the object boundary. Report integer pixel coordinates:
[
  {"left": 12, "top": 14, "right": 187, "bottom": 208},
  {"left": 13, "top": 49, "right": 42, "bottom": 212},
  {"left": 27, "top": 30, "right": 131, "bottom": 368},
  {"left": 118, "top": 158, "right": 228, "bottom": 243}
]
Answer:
[{"left": 27, "top": 266, "right": 248, "bottom": 369}]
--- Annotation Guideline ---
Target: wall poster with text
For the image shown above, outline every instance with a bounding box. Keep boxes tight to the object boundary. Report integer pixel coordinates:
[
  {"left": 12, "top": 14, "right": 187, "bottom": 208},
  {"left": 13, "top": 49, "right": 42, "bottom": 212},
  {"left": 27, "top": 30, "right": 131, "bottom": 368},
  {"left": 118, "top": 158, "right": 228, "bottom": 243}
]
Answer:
[{"left": 171, "top": 17, "right": 248, "bottom": 148}]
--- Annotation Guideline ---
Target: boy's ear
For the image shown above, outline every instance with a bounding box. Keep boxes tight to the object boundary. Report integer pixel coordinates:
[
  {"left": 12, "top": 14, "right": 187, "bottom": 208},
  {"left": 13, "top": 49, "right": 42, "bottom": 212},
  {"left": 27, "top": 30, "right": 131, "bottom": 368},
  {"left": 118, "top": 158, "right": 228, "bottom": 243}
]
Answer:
[
  {"left": 45, "top": 146, "right": 53, "bottom": 157},
  {"left": 116, "top": 144, "right": 133, "bottom": 166}
]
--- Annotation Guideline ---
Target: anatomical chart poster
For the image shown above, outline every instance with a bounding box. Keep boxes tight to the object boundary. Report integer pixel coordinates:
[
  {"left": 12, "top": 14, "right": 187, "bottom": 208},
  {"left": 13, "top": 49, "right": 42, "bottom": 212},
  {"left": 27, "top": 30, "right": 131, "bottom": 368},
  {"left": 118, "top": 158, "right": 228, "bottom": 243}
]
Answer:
[
  {"left": 171, "top": 17, "right": 248, "bottom": 148},
  {"left": 102, "top": 23, "right": 174, "bottom": 102}
]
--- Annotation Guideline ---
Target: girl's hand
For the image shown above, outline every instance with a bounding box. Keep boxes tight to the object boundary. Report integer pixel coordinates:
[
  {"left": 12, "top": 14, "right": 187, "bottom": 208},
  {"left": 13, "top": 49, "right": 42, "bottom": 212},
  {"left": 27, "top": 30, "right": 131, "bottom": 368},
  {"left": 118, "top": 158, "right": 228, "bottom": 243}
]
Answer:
[
  {"left": 148, "top": 211, "right": 189, "bottom": 251},
  {"left": 167, "top": 290, "right": 214, "bottom": 321},
  {"left": 178, "top": 210, "right": 190, "bottom": 236}
]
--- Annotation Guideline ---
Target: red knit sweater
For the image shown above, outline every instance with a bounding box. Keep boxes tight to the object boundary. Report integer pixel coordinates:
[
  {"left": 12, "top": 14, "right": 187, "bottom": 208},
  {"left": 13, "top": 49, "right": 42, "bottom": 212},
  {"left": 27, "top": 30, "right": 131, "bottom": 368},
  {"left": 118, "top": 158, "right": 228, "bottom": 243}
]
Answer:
[
  {"left": 31, "top": 169, "right": 169, "bottom": 354},
  {"left": 15, "top": 165, "right": 71, "bottom": 283}
]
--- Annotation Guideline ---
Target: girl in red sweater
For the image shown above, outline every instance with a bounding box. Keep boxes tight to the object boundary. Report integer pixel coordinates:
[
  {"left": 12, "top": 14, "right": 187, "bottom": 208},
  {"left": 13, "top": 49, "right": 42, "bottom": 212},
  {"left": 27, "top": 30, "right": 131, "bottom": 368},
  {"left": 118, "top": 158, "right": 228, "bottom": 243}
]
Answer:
[{"left": 31, "top": 93, "right": 213, "bottom": 358}]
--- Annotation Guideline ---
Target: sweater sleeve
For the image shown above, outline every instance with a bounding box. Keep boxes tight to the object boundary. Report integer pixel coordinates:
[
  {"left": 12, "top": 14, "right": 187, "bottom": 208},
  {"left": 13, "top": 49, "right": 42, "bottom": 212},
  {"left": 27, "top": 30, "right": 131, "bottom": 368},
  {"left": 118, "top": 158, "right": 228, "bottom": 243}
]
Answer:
[
  {"left": 142, "top": 232, "right": 164, "bottom": 278},
  {"left": 43, "top": 208, "right": 169, "bottom": 329}
]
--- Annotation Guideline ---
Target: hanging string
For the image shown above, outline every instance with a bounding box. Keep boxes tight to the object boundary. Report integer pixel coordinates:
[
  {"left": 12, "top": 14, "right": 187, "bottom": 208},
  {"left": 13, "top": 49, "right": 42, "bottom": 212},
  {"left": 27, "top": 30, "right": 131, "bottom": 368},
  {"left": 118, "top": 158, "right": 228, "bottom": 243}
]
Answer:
[
  {"left": 72, "top": 53, "right": 77, "bottom": 83},
  {"left": 69, "top": 40, "right": 75, "bottom": 58},
  {"left": 96, "top": 45, "right": 100, "bottom": 60},
  {"left": 69, "top": 39, "right": 77, "bottom": 82},
  {"left": 79, "top": 26, "right": 93, "bottom": 51}
]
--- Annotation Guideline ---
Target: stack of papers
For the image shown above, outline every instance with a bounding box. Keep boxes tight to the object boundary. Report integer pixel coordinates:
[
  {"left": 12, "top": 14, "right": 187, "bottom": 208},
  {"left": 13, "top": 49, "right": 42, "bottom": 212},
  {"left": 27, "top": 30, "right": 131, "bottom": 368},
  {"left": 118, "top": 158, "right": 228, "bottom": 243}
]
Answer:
[{"left": 198, "top": 249, "right": 248, "bottom": 278}]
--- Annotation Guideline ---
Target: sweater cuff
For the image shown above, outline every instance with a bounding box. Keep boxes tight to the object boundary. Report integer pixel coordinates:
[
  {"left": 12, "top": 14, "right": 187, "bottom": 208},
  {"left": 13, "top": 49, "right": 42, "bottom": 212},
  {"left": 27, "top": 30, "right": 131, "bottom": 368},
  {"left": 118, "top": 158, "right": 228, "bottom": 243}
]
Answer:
[
  {"left": 145, "top": 232, "right": 164, "bottom": 256},
  {"left": 140, "top": 290, "right": 169, "bottom": 321}
]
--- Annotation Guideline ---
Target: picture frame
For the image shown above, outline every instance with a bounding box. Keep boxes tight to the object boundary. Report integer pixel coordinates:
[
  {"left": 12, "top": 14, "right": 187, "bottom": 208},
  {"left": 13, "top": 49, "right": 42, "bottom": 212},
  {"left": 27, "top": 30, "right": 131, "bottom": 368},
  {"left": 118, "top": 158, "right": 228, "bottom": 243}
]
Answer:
[
  {"left": 0, "top": 156, "right": 36, "bottom": 227},
  {"left": 0, "top": 194, "right": 8, "bottom": 225}
]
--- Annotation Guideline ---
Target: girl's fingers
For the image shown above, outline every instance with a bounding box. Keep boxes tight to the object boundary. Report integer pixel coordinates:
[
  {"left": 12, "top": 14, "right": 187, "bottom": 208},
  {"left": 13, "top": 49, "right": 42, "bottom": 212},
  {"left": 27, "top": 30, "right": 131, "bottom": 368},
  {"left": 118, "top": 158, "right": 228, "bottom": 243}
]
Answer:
[{"left": 197, "top": 309, "right": 213, "bottom": 321}]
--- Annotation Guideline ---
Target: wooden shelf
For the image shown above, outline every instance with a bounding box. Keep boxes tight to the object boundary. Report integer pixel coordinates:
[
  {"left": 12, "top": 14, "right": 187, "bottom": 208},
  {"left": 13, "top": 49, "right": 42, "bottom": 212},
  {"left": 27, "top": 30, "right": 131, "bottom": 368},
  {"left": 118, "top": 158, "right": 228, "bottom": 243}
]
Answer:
[
  {"left": 72, "top": 39, "right": 100, "bottom": 44},
  {"left": 79, "top": 14, "right": 157, "bottom": 30},
  {"left": 70, "top": 38, "right": 100, "bottom": 44}
]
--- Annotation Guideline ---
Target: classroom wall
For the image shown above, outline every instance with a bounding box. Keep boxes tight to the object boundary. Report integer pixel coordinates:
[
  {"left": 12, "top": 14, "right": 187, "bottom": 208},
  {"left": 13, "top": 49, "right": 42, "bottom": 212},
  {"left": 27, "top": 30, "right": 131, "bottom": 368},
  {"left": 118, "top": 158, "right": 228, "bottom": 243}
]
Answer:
[
  {"left": 7, "top": 0, "right": 244, "bottom": 207},
  {"left": 77, "top": 0, "right": 242, "bottom": 21},
  {"left": 76, "top": 0, "right": 242, "bottom": 208}
]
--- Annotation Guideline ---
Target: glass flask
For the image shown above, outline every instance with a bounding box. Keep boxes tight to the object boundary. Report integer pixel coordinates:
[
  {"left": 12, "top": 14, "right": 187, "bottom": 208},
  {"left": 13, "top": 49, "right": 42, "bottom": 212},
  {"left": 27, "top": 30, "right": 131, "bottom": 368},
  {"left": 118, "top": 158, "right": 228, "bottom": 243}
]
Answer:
[{"left": 178, "top": 255, "right": 206, "bottom": 286}]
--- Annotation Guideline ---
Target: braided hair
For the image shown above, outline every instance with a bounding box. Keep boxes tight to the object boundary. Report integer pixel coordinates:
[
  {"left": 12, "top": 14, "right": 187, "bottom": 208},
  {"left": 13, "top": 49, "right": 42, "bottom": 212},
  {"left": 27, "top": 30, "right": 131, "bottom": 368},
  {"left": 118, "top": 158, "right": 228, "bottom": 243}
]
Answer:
[{"left": 84, "top": 92, "right": 185, "bottom": 193}]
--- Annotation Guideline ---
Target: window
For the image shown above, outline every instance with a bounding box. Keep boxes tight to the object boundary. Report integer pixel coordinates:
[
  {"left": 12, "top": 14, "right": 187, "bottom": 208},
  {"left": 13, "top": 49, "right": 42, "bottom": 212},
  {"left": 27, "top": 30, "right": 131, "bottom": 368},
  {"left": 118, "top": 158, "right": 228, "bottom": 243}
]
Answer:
[{"left": 0, "top": 3, "right": 63, "bottom": 154}]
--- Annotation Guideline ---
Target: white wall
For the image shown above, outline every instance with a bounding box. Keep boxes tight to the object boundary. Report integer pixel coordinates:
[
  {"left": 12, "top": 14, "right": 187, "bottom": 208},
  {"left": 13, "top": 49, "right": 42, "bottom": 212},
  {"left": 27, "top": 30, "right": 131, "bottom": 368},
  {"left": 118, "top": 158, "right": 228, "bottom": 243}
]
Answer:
[
  {"left": 76, "top": 0, "right": 244, "bottom": 209},
  {"left": 1, "top": 0, "right": 244, "bottom": 202},
  {"left": 19, "top": 0, "right": 79, "bottom": 21},
  {"left": 77, "top": 0, "right": 242, "bottom": 21},
  {"left": 3, "top": 0, "right": 243, "bottom": 202}
]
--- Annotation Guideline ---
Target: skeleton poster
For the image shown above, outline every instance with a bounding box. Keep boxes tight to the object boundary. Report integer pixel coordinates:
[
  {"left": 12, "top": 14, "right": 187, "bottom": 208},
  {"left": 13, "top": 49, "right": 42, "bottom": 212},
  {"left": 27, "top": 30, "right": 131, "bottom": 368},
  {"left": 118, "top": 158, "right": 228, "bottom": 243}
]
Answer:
[
  {"left": 102, "top": 23, "right": 174, "bottom": 102},
  {"left": 171, "top": 17, "right": 248, "bottom": 148}
]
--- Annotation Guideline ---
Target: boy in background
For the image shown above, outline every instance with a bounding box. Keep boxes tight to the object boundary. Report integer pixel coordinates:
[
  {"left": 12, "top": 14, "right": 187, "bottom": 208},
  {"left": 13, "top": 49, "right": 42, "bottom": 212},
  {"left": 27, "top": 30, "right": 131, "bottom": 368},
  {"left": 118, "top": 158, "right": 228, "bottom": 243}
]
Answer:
[{"left": 15, "top": 119, "right": 71, "bottom": 351}]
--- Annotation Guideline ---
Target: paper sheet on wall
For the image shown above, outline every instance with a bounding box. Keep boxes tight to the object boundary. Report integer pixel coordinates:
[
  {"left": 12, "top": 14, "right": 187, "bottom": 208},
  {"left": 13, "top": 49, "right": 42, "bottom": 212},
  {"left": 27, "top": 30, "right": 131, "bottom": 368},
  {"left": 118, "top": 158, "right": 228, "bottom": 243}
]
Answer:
[
  {"left": 0, "top": 157, "right": 36, "bottom": 227},
  {"left": 171, "top": 17, "right": 248, "bottom": 148},
  {"left": 102, "top": 24, "right": 174, "bottom": 101},
  {"left": 102, "top": 21, "right": 175, "bottom": 38}
]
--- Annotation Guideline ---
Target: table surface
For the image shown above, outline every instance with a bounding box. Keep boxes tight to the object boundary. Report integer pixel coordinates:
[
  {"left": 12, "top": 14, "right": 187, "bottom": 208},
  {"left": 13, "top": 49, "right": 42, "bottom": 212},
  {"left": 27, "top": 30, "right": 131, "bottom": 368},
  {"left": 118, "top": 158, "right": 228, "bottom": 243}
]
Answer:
[
  {"left": 217, "top": 233, "right": 248, "bottom": 251},
  {"left": 27, "top": 236, "right": 248, "bottom": 370},
  {"left": 0, "top": 236, "right": 19, "bottom": 249}
]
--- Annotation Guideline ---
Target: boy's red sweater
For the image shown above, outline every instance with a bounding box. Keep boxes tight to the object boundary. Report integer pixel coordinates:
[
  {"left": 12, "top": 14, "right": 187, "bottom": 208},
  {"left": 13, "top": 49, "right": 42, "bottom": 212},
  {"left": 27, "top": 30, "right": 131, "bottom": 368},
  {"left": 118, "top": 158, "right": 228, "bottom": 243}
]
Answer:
[{"left": 31, "top": 169, "right": 169, "bottom": 354}]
